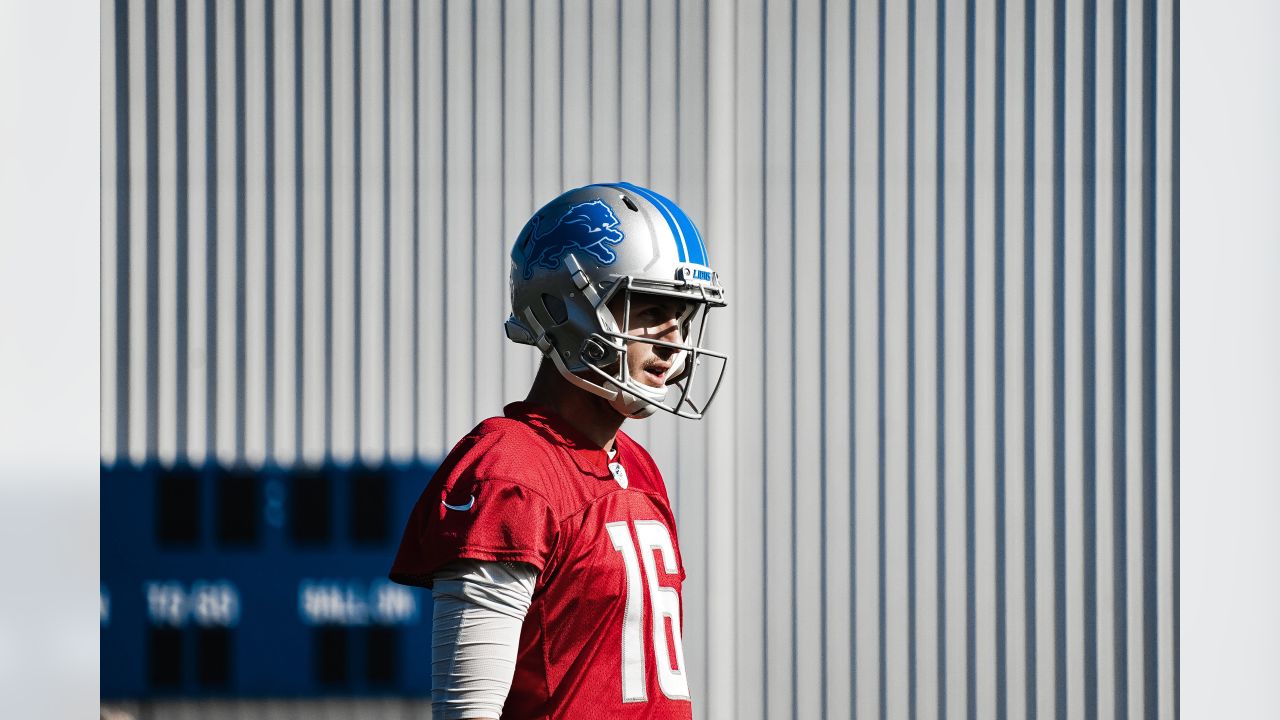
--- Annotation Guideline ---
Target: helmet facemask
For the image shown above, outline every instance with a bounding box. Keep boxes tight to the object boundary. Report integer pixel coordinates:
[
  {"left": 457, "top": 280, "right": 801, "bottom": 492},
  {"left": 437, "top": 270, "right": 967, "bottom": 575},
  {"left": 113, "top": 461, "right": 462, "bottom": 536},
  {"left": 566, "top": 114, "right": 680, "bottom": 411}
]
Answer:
[{"left": 576, "top": 279, "right": 728, "bottom": 420}]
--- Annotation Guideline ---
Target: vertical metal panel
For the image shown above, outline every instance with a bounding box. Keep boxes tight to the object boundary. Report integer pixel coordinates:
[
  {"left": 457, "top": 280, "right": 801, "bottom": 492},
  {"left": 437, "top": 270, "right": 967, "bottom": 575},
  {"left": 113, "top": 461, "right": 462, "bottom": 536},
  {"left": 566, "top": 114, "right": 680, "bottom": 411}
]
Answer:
[
  {"left": 387, "top": 0, "right": 416, "bottom": 463},
  {"left": 272, "top": 0, "right": 298, "bottom": 467},
  {"left": 1001, "top": 2, "right": 1031, "bottom": 716},
  {"left": 498, "top": 0, "right": 538, "bottom": 412},
  {"left": 1123, "top": 0, "right": 1147, "bottom": 716},
  {"left": 472, "top": 0, "right": 505, "bottom": 448},
  {"left": 158, "top": 0, "right": 180, "bottom": 466},
  {"left": 971, "top": 2, "right": 999, "bottom": 717},
  {"left": 185, "top": 0, "right": 208, "bottom": 464},
  {"left": 911, "top": 1, "right": 942, "bottom": 717},
  {"left": 299, "top": 0, "right": 325, "bottom": 466},
  {"left": 329, "top": 0, "right": 355, "bottom": 463},
  {"left": 102, "top": 0, "right": 119, "bottom": 467},
  {"left": 145, "top": 0, "right": 160, "bottom": 463},
  {"left": 127, "top": 0, "right": 148, "bottom": 465},
  {"left": 883, "top": 0, "right": 913, "bottom": 712},
  {"left": 442, "top": 0, "right": 475, "bottom": 448},
  {"left": 762, "top": 0, "right": 795, "bottom": 715},
  {"left": 356, "top": 0, "right": 383, "bottom": 463},
  {"left": 213, "top": 0, "right": 237, "bottom": 466},
  {"left": 244, "top": 0, "right": 268, "bottom": 468},
  {"left": 1032, "top": 1, "right": 1059, "bottom": 716},
  {"left": 732, "top": 1, "right": 767, "bottom": 717},
  {"left": 1063, "top": 0, "right": 1087, "bottom": 718},
  {"left": 589, "top": 0, "right": 620, "bottom": 181},
  {"left": 820, "top": 0, "right": 855, "bottom": 716},
  {"left": 528, "top": 0, "right": 561, "bottom": 215},
  {"left": 415, "top": 0, "right": 444, "bottom": 459},
  {"left": 852, "top": 0, "right": 879, "bottom": 716},
  {"left": 790, "top": 0, "right": 824, "bottom": 713},
  {"left": 1094, "top": 4, "right": 1119, "bottom": 717},
  {"left": 1155, "top": 1, "right": 1176, "bottom": 718},
  {"left": 104, "top": 1, "right": 1181, "bottom": 717},
  {"left": 942, "top": 0, "right": 971, "bottom": 717},
  {"left": 560, "top": 0, "right": 590, "bottom": 185}
]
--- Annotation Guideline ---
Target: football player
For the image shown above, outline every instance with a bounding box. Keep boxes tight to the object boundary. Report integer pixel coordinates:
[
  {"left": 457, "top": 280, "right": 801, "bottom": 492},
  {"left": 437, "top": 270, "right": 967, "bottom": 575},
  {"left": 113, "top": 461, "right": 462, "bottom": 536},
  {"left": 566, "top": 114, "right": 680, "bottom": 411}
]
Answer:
[{"left": 390, "top": 183, "right": 728, "bottom": 719}]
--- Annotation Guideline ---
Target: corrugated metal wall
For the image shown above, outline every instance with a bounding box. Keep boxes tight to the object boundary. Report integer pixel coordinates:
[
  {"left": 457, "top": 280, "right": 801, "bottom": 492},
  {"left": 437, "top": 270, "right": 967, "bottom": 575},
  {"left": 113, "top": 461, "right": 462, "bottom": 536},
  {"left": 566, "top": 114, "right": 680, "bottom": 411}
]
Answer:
[{"left": 101, "top": 0, "right": 1178, "bottom": 717}]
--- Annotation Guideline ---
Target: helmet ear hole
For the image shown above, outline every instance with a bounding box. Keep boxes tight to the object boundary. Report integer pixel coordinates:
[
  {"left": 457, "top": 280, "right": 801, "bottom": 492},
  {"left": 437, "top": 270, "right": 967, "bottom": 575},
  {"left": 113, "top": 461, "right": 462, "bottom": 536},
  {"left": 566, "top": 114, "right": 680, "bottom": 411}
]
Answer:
[
  {"left": 541, "top": 293, "right": 568, "bottom": 325},
  {"left": 582, "top": 339, "right": 609, "bottom": 363}
]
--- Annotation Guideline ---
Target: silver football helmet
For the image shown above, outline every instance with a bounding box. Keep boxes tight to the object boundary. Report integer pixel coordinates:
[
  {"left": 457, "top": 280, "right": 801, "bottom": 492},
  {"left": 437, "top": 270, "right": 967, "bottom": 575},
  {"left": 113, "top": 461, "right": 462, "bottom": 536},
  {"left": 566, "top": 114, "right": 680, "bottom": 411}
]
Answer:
[{"left": 504, "top": 183, "right": 728, "bottom": 420}]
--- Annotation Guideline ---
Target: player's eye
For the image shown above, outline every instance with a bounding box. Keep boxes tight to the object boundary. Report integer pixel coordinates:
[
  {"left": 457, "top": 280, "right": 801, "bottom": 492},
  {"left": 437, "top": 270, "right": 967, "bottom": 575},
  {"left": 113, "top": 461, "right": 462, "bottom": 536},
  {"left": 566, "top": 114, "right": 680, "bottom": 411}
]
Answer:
[{"left": 631, "top": 303, "right": 664, "bottom": 324}]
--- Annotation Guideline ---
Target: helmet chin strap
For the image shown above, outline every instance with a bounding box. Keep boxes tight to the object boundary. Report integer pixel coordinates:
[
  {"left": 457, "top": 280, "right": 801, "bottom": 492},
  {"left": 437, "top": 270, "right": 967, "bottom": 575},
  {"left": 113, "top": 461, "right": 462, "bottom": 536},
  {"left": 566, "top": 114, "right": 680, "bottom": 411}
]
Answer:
[
  {"left": 603, "top": 367, "right": 667, "bottom": 419},
  {"left": 609, "top": 389, "right": 660, "bottom": 419},
  {"left": 544, "top": 343, "right": 667, "bottom": 419}
]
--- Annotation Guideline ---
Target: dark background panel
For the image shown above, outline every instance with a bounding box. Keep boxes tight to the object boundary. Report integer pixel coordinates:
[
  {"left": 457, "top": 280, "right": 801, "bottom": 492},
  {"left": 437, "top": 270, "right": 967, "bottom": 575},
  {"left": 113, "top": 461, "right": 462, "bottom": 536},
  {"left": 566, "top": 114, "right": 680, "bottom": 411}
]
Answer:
[{"left": 101, "top": 461, "right": 437, "bottom": 698}]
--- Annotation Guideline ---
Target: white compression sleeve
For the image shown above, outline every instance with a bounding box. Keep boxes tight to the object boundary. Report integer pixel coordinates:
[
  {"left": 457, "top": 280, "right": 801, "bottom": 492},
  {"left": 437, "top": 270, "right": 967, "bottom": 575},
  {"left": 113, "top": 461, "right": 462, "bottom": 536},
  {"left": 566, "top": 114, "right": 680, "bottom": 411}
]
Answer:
[{"left": 430, "top": 560, "right": 537, "bottom": 720}]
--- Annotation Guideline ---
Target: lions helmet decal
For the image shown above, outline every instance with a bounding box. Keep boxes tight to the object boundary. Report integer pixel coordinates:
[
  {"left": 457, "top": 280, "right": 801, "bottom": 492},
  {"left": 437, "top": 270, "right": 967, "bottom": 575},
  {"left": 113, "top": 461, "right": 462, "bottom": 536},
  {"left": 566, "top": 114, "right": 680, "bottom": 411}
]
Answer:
[{"left": 520, "top": 200, "right": 626, "bottom": 279}]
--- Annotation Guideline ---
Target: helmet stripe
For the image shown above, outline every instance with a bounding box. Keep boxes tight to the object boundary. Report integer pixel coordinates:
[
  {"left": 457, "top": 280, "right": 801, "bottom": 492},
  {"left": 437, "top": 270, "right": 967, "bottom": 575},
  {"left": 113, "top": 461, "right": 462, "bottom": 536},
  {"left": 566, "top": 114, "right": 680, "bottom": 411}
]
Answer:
[
  {"left": 659, "top": 196, "right": 709, "bottom": 266},
  {"left": 630, "top": 184, "right": 710, "bottom": 267},
  {"left": 607, "top": 182, "right": 691, "bottom": 264},
  {"left": 684, "top": 222, "right": 709, "bottom": 266},
  {"left": 629, "top": 185, "right": 693, "bottom": 263}
]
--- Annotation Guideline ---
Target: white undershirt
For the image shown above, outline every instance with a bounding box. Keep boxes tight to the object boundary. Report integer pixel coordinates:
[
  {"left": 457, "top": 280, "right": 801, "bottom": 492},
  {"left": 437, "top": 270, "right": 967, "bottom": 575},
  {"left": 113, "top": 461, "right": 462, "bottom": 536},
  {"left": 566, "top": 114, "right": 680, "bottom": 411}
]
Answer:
[
  {"left": 430, "top": 560, "right": 537, "bottom": 720},
  {"left": 431, "top": 449, "right": 620, "bottom": 718}
]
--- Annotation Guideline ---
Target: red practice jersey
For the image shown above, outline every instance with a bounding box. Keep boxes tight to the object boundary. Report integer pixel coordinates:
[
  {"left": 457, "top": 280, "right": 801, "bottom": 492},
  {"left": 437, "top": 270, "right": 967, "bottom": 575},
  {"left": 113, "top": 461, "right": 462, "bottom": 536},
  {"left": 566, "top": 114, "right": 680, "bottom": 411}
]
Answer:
[{"left": 390, "top": 402, "right": 693, "bottom": 719}]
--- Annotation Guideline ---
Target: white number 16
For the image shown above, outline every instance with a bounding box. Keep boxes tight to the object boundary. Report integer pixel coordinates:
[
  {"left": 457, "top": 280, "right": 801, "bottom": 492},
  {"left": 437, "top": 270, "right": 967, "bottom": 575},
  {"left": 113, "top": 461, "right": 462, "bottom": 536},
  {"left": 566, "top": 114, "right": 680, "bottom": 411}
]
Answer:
[{"left": 605, "top": 520, "right": 690, "bottom": 703}]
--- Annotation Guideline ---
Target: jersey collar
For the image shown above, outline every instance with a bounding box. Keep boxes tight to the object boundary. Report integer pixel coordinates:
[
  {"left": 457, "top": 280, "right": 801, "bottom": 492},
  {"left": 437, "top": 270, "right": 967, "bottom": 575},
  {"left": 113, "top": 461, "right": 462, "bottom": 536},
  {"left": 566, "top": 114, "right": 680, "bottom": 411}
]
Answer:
[{"left": 503, "top": 402, "right": 615, "bottom": 478}]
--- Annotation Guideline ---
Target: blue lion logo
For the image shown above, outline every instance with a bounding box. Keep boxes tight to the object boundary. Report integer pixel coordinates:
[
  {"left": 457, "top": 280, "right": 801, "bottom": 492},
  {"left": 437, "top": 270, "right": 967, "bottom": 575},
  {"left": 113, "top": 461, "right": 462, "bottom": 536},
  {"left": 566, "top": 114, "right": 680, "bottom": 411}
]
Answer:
[{"left": 520, "top": 199, "right": 625, "bottom": 279}]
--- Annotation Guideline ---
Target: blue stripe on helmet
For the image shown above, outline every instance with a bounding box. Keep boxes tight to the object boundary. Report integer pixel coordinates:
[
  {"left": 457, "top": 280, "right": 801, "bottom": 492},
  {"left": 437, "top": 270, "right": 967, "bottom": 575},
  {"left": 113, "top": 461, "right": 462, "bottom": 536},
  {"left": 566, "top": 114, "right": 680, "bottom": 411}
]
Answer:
[
  {"left": 606, "top": 182, "right": 709, "bottom": 266},
  {"left": 606, "top": 182, "right": 687, "bottom": 262},
  {"left": 637, "top": 186, "right": 709, "bottom": 267}
]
